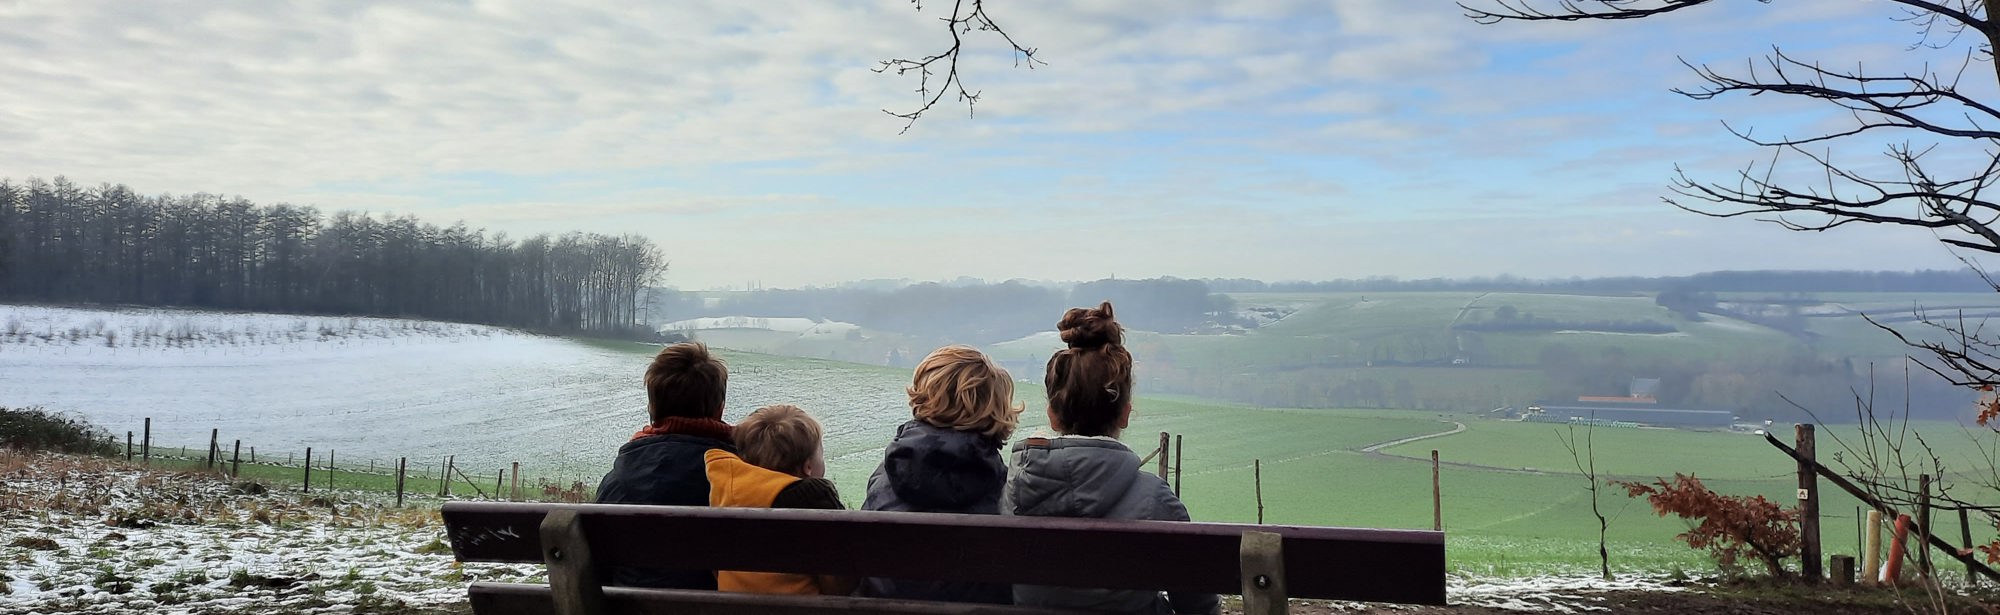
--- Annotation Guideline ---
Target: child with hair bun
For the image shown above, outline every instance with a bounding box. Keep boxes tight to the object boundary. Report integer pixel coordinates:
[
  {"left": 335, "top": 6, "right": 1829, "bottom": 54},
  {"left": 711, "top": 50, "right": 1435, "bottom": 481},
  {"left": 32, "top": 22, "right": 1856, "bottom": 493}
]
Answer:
[
  {"left": 1001, "top": 302, "right": 1219, "bottom": 615},
  {"left": 860, "top": 345, "right": 1022, "bottom": 604}
]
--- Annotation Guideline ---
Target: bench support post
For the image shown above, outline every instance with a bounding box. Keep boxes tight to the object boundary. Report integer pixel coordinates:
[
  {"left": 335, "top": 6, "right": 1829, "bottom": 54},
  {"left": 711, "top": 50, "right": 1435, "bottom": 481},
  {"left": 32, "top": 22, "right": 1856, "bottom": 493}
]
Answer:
[
  {"left": 541, "top": 509, "right": 607, "bottom": 615},
  {"left": 1240, "top": 530, "right": 1288, "bottom": 615}
]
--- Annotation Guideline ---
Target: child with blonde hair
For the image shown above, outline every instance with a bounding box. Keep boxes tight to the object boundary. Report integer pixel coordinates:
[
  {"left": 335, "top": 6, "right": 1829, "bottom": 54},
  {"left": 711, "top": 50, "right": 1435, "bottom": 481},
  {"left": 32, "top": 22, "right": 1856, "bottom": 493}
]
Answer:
[
  {"left": 860, "top": 345, "right": 1022, "bottom": 604},
  {"left": 704, "top": 404, "right": 853, "bottom": 596}
]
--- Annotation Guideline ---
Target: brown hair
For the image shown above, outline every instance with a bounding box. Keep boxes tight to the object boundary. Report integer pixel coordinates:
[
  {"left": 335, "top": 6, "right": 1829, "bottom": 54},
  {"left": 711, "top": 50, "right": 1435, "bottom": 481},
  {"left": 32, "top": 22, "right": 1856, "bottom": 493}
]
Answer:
[
  {"left": 1043, "top": 301, "right": 1133, "bottom": 437},
  {"left": 646, "top": 342, "right": 729, "bottom": 423},
  {"left": 909, "top": 345, "right": 1023, "bottom": 441},
  {"left": 734, "top": 404, "right": 823, "bottom": 476}
]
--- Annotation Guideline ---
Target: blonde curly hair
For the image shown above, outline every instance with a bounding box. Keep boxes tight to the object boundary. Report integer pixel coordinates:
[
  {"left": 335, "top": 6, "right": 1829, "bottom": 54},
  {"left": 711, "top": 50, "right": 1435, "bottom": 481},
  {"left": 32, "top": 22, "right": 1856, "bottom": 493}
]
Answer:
[{"left": 907, "top": 345, "right": 1022, "bottom": 440}]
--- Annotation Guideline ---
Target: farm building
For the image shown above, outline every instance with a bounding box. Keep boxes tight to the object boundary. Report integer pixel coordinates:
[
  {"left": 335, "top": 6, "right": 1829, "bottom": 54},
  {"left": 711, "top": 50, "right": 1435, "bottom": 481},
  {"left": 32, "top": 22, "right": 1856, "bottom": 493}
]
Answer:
[{"left": 1523, "top": 403, "right": 1735, "bottom": 429}]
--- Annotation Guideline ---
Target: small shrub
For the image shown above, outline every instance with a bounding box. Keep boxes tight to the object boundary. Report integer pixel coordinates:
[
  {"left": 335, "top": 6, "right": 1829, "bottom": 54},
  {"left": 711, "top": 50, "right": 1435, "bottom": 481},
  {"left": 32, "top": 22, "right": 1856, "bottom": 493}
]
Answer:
[
  {"left": 1616, "top": 473, "right": 1801, "bottom": 578},
  {"left": 0, "top": 407, "right": 120, "bottom": 456}
]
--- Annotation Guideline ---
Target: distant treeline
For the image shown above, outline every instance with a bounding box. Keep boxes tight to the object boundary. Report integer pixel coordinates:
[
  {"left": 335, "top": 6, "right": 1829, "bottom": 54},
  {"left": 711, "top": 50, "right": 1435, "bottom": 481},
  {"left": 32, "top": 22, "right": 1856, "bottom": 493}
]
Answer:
[
  {"left": 1204, "top": 269, "right": 1989, "bottom": 294},
  {"left": 0, "top": 177, "right": 663, "bottom": 333},
  {"left": 658, "top": 277, "right": 1236, "bottom": 344}
]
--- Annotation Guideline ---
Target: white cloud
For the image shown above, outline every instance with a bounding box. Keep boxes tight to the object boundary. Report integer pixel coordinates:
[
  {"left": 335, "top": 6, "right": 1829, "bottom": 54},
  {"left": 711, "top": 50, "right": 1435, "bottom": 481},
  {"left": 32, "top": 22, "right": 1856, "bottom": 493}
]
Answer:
[{"left": 0, "top": 0, "right": 1977, "bottom": 288}]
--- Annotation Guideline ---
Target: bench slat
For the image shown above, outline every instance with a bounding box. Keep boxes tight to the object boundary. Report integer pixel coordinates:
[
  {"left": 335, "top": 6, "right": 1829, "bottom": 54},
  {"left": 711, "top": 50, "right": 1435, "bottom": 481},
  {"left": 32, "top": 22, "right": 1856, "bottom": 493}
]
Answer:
[
  {"left": 445, "top": 503, "right": 1445, "bottom": 605},
  {"left": 470, "top": 582, "right": 1102, "bottom": 615}
]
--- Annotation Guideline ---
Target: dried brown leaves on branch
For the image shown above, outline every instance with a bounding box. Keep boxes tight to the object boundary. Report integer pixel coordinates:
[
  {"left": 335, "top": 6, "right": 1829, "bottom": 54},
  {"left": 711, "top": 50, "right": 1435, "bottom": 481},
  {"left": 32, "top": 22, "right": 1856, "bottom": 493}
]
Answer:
[
  {"left": 1617, "top": 473, "right": 1803, "bottom": 577},
  {"left": 877, "top": 0, "right": 1045, "bottom": 134}
]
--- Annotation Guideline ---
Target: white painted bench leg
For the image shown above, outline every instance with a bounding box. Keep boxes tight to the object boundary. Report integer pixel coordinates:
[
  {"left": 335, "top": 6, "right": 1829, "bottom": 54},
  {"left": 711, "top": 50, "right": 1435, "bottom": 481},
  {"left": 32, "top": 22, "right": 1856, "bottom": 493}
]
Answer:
[{"left": 1240, "top": 530, "right": 1287, "bottom": 615}]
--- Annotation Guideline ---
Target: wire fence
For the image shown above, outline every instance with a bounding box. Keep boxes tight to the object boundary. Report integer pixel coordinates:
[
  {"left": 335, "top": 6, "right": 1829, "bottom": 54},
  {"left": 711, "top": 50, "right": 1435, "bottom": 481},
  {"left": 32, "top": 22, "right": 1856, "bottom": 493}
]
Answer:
[{"left": 113, "top": 417, "right": 591, "bottom": 506}]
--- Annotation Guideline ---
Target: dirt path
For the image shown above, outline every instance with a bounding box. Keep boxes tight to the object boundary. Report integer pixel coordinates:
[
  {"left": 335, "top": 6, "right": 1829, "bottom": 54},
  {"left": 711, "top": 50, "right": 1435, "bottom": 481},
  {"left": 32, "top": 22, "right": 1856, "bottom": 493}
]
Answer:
[
  {"left": 1360, "top": 420, "right": 1465, "bottom": 453},
  {"left": 1355, "top": 419, "right": 1555, "bottom": 476},
  {"left": 1447, "top": 292, "right": 1492, "bottom": 329}
]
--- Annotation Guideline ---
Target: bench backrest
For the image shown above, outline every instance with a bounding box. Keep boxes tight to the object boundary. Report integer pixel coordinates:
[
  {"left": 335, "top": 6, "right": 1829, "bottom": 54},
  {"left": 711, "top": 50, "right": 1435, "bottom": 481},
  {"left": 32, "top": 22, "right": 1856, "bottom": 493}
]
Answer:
[{"left": 444, "top": 502, "right": 1445, "bottom": 606}]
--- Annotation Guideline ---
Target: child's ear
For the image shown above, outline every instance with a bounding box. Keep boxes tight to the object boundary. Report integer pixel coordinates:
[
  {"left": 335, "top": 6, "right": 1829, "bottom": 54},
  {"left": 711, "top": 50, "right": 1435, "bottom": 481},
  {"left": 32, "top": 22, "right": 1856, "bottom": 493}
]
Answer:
[
  {"left": 1116, "top": 402, "right": 1133, "bottom": 430},
  {"left": 1045, "top": 406, "right": 1064, "bottom": 432}
]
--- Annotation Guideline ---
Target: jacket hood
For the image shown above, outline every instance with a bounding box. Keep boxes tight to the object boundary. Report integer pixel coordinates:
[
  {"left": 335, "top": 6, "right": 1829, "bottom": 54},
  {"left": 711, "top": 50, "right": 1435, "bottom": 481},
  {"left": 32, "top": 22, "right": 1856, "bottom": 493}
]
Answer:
[
  {"left": 1005, "top": 435, "right": 1143, "bottom": 518},
  {"left": 704, "top": 449, "right": 798, "bottom": 509},
  {"left": 880, "top": 420, "right": 1007, "bottom": 511}
]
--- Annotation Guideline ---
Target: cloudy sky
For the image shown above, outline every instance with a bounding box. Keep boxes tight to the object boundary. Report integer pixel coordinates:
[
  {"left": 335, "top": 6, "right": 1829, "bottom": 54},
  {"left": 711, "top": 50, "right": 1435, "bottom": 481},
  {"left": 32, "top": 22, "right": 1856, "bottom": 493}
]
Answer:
[{"left": 2, "top": 1, "right": 1988, "bottom": 288}]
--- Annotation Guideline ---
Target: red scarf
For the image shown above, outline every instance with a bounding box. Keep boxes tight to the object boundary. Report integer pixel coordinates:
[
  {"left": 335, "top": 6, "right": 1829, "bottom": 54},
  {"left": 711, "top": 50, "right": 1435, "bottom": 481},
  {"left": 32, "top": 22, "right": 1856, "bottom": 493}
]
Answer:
[{"left": 631, "top": 416, "right": 734, "bottom": 443}]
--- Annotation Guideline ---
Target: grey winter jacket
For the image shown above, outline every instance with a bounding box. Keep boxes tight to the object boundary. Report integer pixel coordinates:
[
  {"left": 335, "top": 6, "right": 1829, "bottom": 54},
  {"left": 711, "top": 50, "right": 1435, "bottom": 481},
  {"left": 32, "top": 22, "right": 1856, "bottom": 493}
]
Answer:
[
  {"left": 860, "top": 420, "right": 1012, "bottom": 604},
  {"left": 1001, "top": 434, "right": 1221, "bottom": 615}
]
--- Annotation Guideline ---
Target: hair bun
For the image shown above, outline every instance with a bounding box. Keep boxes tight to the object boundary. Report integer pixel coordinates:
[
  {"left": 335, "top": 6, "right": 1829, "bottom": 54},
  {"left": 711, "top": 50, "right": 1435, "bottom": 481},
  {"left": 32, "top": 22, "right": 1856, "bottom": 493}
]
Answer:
[{"left": 1058, "top": 301, "right": 1123, "bottom": 349}]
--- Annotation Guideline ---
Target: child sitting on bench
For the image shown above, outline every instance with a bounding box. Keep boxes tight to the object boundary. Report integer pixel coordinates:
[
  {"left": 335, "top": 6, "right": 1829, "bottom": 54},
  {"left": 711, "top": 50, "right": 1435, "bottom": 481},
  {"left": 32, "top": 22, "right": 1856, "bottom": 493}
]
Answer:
[
  {"left": 1003, "top": 302, "right": 1219, "bottom": 614},
  {"left": 704, "top": 404, "right": 855, "bottom": 596},
  {"left": 860, "top": 345, "right": 1021, "bottom": 603}
]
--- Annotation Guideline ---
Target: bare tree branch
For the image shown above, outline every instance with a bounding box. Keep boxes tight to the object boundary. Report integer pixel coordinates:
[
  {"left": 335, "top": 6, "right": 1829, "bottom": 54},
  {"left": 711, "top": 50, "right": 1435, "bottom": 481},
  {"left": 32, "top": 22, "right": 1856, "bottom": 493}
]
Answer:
[
  {"left": 877, "top": 0, "right": 1045, "bottom": 134},
  {"left": 1460, "top": 0, "right": 1726, "bottom": 24}
]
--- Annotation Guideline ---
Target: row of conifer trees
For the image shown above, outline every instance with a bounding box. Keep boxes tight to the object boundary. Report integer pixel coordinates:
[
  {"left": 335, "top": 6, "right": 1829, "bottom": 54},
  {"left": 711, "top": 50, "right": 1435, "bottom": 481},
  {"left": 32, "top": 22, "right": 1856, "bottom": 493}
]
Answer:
[{"left": 0, "top": 177, "right": 664, "bottom": 333}]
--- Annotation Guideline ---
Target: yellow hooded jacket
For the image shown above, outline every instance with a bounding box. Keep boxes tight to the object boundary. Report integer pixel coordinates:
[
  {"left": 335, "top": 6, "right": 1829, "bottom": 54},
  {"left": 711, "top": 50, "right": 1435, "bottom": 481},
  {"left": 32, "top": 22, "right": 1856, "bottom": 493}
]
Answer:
[{"left": 703, "top": 449, "right": 853, "bottom": 595}]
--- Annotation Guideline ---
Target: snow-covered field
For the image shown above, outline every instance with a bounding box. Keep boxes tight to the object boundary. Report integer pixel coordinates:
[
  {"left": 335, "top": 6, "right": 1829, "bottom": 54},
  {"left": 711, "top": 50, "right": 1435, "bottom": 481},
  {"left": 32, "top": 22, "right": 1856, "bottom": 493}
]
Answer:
[{"left": 0, "top": 304, "right": 911, "bottom": 487}]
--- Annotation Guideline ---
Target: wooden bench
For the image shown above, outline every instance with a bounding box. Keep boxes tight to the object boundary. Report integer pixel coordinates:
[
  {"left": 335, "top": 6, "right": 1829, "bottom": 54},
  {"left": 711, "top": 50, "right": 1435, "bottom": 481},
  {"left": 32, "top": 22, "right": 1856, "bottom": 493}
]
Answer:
[{"left": 443, "top": 502, "right": 1445, "bottom": 614}]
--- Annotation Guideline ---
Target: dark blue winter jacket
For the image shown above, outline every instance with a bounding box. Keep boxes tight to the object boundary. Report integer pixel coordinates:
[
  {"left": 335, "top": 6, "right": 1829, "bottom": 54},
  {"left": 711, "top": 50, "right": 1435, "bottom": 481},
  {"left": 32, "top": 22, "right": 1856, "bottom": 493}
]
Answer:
[
  {"left": 595, "top": 433, "right": 735, "bottom": 590},
  {"left": 859, "top": 420, "right": 1012, "bottom": 604}
]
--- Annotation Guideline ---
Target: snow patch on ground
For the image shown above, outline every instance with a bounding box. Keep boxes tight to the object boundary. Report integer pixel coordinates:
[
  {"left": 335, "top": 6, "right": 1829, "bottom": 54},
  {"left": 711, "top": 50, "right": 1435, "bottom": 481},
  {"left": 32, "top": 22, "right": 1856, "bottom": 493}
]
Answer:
[
  {"left": 1444, "top": 574, "right": 1685, "bottom": 612},
  {"left": 0, "top": 451, "right": 534, "bottom": 614},
  {"left": 658, "top": 316, "right": 860, "bottom": 339},
  {"left": 1551, "top": 330, "right": 1690, "bottom": 338},
  {"left": 1692, "top": 317, "right": 1769, "bottom": 333}
]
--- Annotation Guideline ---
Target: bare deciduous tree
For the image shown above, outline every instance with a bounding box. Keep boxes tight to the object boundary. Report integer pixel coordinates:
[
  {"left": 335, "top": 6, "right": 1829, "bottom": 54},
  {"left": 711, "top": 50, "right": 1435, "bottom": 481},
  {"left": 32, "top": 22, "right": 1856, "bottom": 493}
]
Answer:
[
  {"left": 1557, "top": 420, "right": 1615, "bottom": 581},
  {"left": 877, "top": 0, "right": 1044, "bottom": 133},
  {"left": 1463, "top": 0, "right": 2000, "bottom": 391}
]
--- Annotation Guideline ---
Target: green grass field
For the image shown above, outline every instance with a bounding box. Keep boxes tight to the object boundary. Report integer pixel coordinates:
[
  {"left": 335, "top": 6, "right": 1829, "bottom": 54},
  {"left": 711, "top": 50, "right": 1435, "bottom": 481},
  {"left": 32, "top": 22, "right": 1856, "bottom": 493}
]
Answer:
[{"left": 617, "top": 292, "right": 2000, "bottom": 577}]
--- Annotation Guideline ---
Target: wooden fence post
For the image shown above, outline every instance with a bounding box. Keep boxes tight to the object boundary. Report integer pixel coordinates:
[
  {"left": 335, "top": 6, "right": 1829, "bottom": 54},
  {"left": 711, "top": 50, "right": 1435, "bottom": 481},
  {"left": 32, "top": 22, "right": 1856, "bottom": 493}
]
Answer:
[
  {"left": 1798, "top": 424, "right": 1822, "bottom": 583},
  {"left": 1963, "top": 508, "right": 1978, "bottom": 586},
  {"left": 1918, "top": 474, "right": 1933, "bottom": 579},
  {"left": 327, "top": 449, "right": 334, "bottom": 491},
  {"left": 443, "top": 455, "right": 455, "bottom": 498},
  {"left": 124, "top": 431, "right": 132, "bottom": 461},
  {"left": 141, "top": 418, "right": 150, "bottom": 466},
  {"left": 1157, "top": 432, "right": 1170, "bottom": 480},
  {"left": 1254, "top": 458, "right": 1264, "bottom": 525},
  {"left": 1173, "top": 435, "right": 1183, "bottom": 496},
  {"left": 250, "top": 446, "right": 255, "bottom": 463},
  {"left": 1432, "top": 449, "right": 1443, "bottom": 532},
  {"left": 1832, "top": 555, "right": 1856, "bottom": 588},
  {"left": 303, "top": 447, "right": 313, "bottom": 493},
  {"left": 395, "top": 457, "right": 407, "bottom": 507},
  {"left": 230, "top": 440, "right": 241, "bottom": 478},
  {"left": 512, "top": 461, "right": 522, "bottom": 501},
  {"left": 1765, "top": 432, "right": 2000, "bottom": 584},
  {"left": 496, "top": 469, "right": 505, "bottom": 500},
  {"left": 207, "top": 429, "right": 218, "bottom": 469}
]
